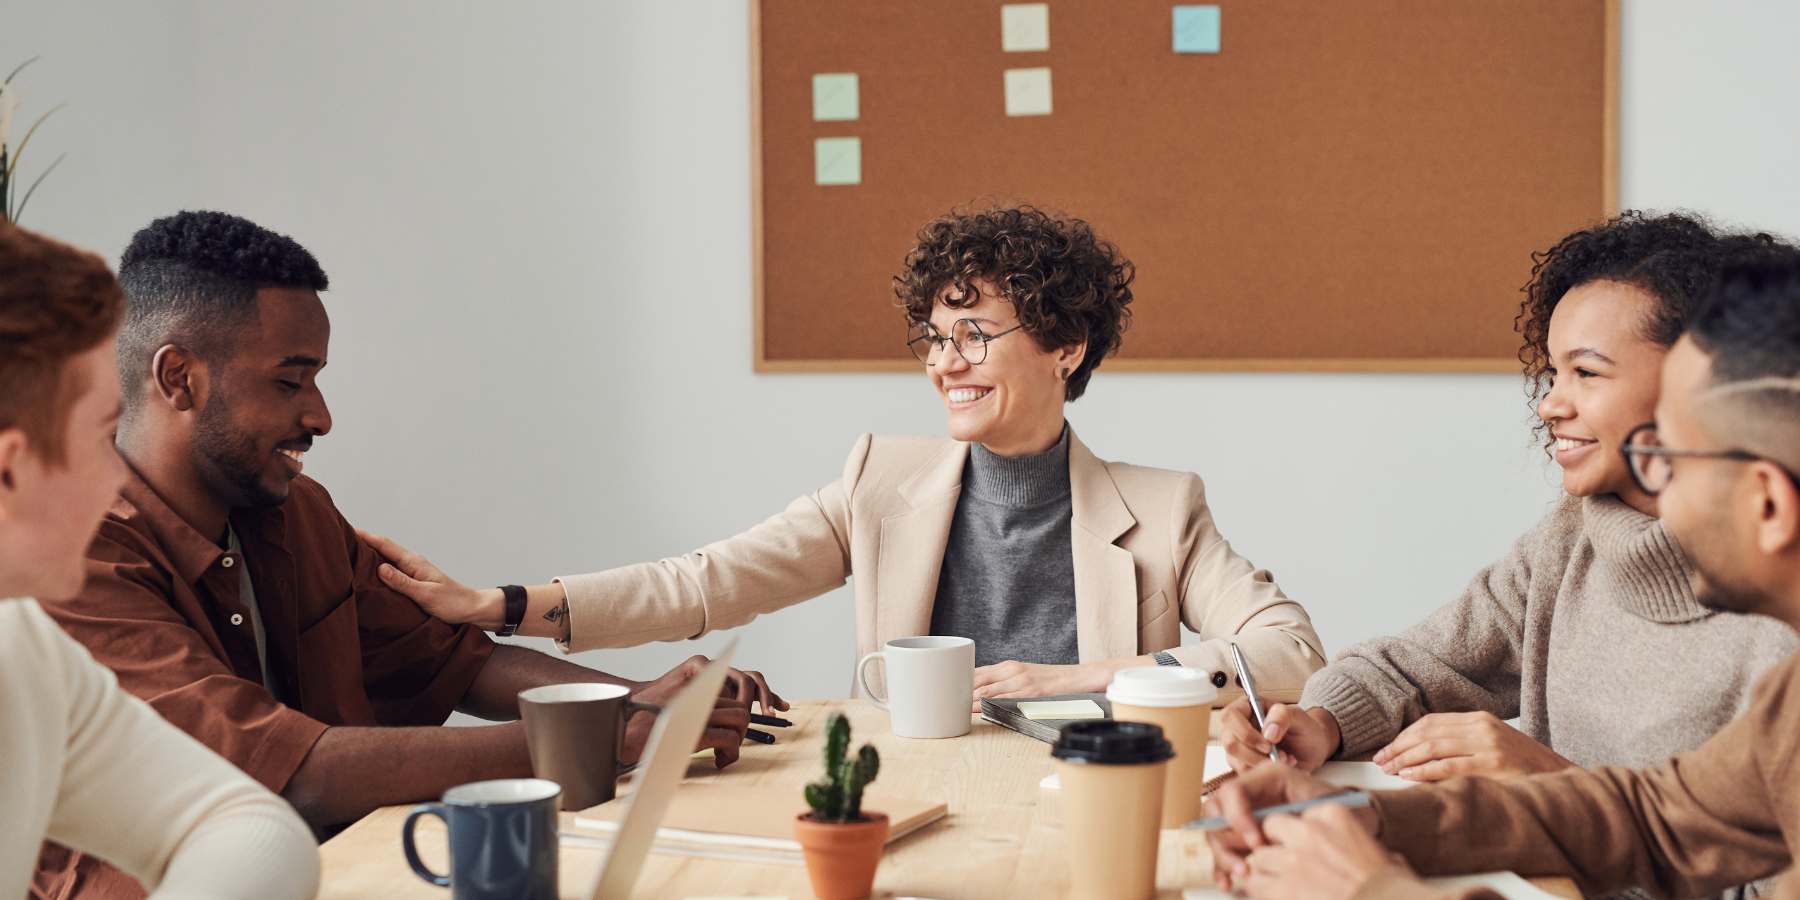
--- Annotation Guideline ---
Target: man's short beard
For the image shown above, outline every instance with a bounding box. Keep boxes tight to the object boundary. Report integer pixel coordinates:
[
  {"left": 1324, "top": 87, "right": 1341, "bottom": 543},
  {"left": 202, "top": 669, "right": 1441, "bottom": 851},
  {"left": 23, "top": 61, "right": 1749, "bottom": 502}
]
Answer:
[{"left": 192, "top": 384, "right": 286, "bottom": 509}]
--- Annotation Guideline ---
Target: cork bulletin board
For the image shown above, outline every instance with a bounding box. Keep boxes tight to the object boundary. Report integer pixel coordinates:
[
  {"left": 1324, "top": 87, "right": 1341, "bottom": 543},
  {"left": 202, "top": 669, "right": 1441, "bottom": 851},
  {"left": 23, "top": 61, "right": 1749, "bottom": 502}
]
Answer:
[{"left": 751, "top": 0, "right": 1619, "bottom": 372}]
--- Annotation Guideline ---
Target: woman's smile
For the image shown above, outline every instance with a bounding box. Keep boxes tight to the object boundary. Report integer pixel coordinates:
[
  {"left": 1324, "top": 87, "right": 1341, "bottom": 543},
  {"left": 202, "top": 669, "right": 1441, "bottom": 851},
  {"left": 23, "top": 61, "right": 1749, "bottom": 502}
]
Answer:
[
  {"left": 1553, "top": 434, "right": 1598, "bottom": 467},
  {"left": 945, "top": 385, "right": 993, "bottom": 407}
]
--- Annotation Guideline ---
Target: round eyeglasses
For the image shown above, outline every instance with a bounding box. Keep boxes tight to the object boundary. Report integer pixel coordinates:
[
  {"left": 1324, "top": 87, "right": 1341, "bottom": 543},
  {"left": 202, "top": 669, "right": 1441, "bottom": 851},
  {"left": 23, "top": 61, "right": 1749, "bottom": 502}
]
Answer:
[
  {"left": 907, "top": 318, "right": 1025, "bottom": 366},
  {"left": 1621, "top": 423, "right": 1768, "bottom": 496}
]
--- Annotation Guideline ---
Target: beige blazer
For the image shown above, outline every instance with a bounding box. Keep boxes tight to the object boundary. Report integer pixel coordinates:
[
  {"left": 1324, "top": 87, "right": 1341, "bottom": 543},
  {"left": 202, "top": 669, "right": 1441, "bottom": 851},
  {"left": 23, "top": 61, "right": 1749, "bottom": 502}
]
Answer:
[{"left": 558, "top": 430, "right": 1324, "bottom": 701}]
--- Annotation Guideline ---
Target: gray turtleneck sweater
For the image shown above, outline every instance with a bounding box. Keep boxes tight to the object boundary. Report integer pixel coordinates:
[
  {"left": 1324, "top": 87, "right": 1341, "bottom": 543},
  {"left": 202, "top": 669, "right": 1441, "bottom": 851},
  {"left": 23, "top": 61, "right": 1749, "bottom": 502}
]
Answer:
[
  {"left": 928, "top": 428, "right": 1079, "bottom": 668},
  {"left": 1303, "top": 493, "right": 1796, "bottom": 769}
]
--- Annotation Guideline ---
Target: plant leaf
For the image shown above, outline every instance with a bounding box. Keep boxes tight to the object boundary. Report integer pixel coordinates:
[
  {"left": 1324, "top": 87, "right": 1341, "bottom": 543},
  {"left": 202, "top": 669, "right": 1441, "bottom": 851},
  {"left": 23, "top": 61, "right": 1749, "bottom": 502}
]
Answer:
[
  {"left": 3, "top": 57, "right": 40, "bottom": 86},
  {"left": 12, "top": 152, "right": 63, "bottom": 224},
  {"left": 3, "top": 103, "right": 65, "bottom": 185}
]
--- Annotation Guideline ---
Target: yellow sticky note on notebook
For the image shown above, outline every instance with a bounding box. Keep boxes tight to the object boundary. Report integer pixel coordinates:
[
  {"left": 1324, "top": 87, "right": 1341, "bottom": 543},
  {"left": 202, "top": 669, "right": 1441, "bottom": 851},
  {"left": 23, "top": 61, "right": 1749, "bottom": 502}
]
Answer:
[{"left": 1019, "top": 699, "right": 1104, "bottom": 720}]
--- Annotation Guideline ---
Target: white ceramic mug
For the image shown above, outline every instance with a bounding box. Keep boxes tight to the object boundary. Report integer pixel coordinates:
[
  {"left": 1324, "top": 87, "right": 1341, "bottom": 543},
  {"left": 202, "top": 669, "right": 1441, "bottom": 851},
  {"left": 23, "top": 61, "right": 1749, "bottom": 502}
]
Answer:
[{"left": 856, "top": 636, "right": 975, "bottom": 739}]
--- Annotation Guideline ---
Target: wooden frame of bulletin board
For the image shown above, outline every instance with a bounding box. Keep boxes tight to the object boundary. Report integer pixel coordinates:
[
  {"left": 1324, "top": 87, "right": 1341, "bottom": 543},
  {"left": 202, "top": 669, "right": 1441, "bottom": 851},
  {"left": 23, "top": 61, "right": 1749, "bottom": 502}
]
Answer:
[{"left": 751, "top": 0, "right": 1619, "bottom": 373}]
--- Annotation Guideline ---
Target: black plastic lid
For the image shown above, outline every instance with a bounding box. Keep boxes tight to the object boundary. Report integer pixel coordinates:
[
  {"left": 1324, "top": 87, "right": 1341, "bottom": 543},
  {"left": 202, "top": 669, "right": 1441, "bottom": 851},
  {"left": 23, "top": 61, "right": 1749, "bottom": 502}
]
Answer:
[{"left": 1051, "top": 720, "right": 1174, "bottom": 765}]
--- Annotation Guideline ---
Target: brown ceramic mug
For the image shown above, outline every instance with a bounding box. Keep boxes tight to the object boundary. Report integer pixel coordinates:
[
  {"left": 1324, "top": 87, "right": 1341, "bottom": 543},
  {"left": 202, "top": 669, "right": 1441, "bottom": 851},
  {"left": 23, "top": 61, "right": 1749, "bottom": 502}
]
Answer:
[{"left": 518, "top": 683, "right": 660, "bottom": 811}]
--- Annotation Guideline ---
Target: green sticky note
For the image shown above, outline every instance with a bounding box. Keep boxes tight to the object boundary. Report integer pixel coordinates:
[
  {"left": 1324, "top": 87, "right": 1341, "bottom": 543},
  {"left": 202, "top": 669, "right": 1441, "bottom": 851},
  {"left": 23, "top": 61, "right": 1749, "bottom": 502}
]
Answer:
[
  {"left": 1018, "top": 699, "right": 1104, "bottom": 720},
  {"left": 812, "top": 73, "right": 859, "bottom": 122},
  {"left": 814, "top": 137, "right": 861, "bottom": 186},
  {"left": 1173, "top": 5, "right": 1221, "bottom": 53}
]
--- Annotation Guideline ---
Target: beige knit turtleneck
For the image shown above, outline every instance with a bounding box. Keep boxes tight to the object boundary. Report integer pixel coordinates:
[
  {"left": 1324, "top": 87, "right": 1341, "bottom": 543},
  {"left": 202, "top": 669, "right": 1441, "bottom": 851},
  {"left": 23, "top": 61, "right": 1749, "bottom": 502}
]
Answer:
[{"left": 1302, "top": 493, "right": 1797, "bottom": 771}]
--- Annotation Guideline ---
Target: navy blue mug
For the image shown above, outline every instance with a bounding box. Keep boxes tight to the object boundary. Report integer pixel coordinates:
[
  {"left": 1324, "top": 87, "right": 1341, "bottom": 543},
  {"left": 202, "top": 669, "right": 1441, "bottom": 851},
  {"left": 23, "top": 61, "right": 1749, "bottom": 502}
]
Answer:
[{"left": 402, "top": 778, "right": 560, "bottom": 900}]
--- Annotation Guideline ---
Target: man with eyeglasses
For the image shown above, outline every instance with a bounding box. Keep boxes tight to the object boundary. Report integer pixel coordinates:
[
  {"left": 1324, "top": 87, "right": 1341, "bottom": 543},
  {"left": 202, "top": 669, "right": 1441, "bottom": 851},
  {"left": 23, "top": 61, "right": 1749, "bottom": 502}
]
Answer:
[{"left": 1200, "top": 246, "right": 1800, "bottom": 900}]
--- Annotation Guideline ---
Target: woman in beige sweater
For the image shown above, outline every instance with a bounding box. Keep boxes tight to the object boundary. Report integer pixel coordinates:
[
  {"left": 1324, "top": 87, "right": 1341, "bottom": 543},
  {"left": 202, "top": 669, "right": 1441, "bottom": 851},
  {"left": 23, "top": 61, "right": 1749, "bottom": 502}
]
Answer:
[
  {"left": 1222, "top": 214, "right": 1798, "bottom": 796},
  {"left": 364, "top": 206, "right": 1324, "bottom": 703},
  {"left": 1, "top": 224, "right": 317, "bottom": 900}
]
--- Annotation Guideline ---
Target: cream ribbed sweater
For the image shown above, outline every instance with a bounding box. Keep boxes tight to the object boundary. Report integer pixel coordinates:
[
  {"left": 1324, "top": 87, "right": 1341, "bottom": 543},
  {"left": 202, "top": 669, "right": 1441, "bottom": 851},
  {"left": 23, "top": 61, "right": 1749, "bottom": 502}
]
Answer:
[
  {"left": 1, "top": 598, "right": 318, "bottom": 900},
  {"left": 1301, "top": 495, "right": 1796, "bottom": 769}
]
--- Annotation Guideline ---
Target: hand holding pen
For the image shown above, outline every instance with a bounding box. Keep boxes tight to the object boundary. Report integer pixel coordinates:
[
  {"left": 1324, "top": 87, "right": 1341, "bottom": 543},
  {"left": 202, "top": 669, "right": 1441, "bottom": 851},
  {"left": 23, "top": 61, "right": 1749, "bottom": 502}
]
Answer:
[{"left": 1230, "top": 642, "right": 1281, "bottom": 763}]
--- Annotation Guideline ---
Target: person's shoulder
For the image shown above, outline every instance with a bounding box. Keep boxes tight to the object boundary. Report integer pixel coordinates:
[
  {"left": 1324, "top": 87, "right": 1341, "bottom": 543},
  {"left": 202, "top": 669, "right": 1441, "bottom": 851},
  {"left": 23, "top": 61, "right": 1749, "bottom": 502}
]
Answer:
[
  {"left": 856, "top": 434, "right": 960, "bottom": 473},
  {"left": 0, "top": 598, "right": 80, "bottom": 662},
  {"left": 1083, "top": 446, "right": 1205, "bottom": 513},
  {"left": 1509, "top": 494, "right": 1589, "bottom": 561}
]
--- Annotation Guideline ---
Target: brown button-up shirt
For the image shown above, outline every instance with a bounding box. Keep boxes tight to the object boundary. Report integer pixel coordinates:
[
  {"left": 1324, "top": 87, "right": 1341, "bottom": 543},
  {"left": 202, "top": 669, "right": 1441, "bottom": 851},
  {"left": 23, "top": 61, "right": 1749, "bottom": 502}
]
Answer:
[{"left": 33, "top": 470, "right": 495, "bottom": 900}]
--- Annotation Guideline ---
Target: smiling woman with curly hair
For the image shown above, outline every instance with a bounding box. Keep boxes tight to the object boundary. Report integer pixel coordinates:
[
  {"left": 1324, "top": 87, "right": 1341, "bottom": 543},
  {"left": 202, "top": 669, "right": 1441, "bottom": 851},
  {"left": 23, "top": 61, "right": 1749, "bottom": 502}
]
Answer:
[
  {"left": 366, "top": 203, "right": 1327, "bottom": 715},
  {"left": 1218, "top": 214, "right": 1797, "bottom": 900}
]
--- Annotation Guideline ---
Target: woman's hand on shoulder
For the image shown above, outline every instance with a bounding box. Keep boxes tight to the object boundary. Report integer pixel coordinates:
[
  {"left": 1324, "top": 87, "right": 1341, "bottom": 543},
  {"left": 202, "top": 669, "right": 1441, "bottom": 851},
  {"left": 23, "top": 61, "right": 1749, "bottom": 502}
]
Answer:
[
  {"left": 1373, "top": 711, "right": 1576, "bottom": 782},
  {"left": 357, "top": 529, "right": 502, "bottom": 628},
  {"left": 971, "top": 659, "right": 1117, "bottom": 711}
]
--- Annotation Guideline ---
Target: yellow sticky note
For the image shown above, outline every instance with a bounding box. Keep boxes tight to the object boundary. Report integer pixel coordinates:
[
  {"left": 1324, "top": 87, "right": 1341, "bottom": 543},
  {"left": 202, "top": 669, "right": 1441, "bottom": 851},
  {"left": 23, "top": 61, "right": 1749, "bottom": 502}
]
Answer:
[
  {"left": 1019, "top": 699, "right": 1104, "bottom": 720},
  {"left": 690, "top": 748, "right": 715, "bottom": 760}
]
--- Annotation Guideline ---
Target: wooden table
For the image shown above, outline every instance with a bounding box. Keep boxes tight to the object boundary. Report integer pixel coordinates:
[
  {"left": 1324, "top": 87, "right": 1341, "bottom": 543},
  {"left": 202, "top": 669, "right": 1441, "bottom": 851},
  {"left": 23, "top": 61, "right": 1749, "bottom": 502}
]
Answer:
[{"left": 319, "top": 700, "right": 1580, "bottom": 899}]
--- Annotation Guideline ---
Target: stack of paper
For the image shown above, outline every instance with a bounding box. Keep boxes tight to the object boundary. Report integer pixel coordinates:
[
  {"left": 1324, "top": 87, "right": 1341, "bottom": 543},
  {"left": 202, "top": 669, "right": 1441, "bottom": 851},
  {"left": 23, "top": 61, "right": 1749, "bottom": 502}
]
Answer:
[
  {"left": 980, "top": 693, "right": 1113, "bottom": 743},
  {"left": 566, "top": 783, "right": 947, "bottom": 866}
]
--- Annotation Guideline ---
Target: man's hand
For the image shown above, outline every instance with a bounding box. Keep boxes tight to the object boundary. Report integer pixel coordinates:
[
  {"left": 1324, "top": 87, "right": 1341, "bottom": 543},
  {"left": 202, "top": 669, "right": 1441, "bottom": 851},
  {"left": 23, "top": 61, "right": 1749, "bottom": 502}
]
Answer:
[
  {"left": 622, "top": 695, "right": 751, "bottom": 769},
  {"left": 1241, "top": 805, "right": 1413, "bottom": 900},
  {"left": 357, "top": 529, "right": 499, "bottom": 628},
  {"left": 970, "top": 660, "right": 1112, "bottom": 711},
  {"left": 1220, "top": 699, "right": 1340, "bottom": 773},
  {"left": 634, "top": 654, "right": 789, "bottom": 715},
  {"left": 1204, "top": 761, "right": 1365, "bottom": 890},
  {"left": 1373, "top": 711, "right": 1575, "bottom": 782}
]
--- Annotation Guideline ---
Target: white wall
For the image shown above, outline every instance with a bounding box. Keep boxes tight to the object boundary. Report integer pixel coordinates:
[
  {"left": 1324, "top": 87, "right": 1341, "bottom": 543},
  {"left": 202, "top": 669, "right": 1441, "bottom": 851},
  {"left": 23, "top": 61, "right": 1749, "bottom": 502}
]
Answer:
[{"left": 6, "top": 1, "right": 1797, "bottom": 705}]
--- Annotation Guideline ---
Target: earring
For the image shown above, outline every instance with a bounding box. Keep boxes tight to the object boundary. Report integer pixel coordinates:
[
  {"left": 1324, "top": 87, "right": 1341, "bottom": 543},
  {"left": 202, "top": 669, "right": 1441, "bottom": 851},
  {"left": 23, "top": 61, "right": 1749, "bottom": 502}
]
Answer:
[{"left": 1059, "top": 368, "right": 1070, "bottom": 381}]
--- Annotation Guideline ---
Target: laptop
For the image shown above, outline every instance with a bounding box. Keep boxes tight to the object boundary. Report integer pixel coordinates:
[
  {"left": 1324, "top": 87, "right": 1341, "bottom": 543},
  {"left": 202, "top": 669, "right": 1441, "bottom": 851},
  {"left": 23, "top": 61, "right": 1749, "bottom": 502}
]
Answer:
[{"left": 583, "top": 638, "right": 738, "bottom": 900}]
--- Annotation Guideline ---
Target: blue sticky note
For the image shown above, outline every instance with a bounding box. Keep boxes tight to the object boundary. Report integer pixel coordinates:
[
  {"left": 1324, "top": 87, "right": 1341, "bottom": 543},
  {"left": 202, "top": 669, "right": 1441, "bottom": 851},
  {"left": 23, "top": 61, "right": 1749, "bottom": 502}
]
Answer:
[
  {"left": 812, "top": 73, "right": 859, "bottom": 121},
  {"left": 1173, "top": 5, "right": 1220, "bottom": 54},
  {"left": 814, "top": 137, "right": 861, "bottom": 186}
]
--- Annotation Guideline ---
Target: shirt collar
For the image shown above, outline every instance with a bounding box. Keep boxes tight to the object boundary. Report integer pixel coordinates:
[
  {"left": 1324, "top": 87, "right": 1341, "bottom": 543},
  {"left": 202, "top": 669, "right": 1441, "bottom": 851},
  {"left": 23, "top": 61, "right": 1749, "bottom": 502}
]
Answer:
[{"left": 118, "top": 469, "right": 231, "bottom": 586}]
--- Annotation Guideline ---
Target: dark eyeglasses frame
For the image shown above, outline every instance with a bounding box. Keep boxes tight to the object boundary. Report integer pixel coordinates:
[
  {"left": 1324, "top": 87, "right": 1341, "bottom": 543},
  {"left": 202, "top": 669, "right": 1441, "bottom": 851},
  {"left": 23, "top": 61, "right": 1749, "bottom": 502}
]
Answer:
[
  {"left": 906, "top": 319, "right": 1026, "bottom": 366},
  {"left": 1621, "top": 423, "right": 1771, "bottom": 497}
]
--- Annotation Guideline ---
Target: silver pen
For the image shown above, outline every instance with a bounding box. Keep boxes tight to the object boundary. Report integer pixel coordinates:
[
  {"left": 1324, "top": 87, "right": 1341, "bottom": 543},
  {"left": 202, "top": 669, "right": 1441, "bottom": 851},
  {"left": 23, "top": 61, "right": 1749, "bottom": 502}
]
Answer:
[{"left": 1231, "top": 642, "right": 1280, "bottom": 763}]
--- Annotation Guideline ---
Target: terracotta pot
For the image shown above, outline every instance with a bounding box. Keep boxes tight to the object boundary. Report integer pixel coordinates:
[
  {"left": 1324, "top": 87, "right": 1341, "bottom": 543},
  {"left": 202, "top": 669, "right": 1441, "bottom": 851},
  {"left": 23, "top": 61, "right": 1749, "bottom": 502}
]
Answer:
[{"left": 792, "top": 812, "right": 889, "bottom": 900}]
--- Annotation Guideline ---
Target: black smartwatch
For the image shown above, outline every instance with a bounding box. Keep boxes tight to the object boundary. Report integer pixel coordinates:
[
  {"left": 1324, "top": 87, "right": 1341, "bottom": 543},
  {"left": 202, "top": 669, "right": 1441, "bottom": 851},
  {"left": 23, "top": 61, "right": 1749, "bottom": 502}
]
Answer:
[{"left": 497, "top": 584, "right": 528, "bottom": 637}]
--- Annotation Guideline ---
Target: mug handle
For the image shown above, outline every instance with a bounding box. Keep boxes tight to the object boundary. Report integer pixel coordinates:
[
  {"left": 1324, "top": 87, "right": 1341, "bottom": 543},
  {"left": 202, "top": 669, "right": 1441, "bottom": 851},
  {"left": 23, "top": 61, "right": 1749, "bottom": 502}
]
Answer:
[
  {"left": 401, "top": 802, "right": 451, "bottom": 887},
  {"left": 617, "top": 700, "right": 662, "bottom": 774},
  {"left": 856, "top": 651, "right": 889, "bottom": 710}
]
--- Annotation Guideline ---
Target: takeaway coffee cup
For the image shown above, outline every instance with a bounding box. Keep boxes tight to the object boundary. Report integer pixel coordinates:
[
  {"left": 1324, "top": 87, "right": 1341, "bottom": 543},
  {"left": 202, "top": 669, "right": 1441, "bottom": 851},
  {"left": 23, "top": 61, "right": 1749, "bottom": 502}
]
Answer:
[
  {"left": 1052, "top": 721, "right": 1174, "bottom": 900},
  {"left": 518, "top": 683, "right": 660, "bottom": 810},
  {"left": 856, "top": 636, "right": 975, "bottom": 738},
  {"left": 1107, "top": 665, "right": 1218, "bottom": 828},
  {"left": 402, "top": 778, "right": 560, "bottom": 900}
]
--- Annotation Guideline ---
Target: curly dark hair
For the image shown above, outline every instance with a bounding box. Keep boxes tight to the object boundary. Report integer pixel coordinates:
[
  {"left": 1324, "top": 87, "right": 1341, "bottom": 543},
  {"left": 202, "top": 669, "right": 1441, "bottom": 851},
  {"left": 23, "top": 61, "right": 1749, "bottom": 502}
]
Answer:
[
  {"left": 1515, "top": 210, "right": 1760, "bottom": 450},
  {"left": 0, "top": 223, "right": 126, "bottom": 465},
  {"left": 116, "top": 210, "right": 327, "bottom": 407},
  {"left": 893, "top": 205, "right": 1134, "bottom": 401}
]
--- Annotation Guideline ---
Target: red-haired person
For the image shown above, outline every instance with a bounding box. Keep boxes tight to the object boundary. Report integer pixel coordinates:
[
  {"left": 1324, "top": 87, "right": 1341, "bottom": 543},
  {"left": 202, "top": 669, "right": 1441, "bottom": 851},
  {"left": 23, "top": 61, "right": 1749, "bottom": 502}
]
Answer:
[{"left": 0, "top": 223, "right": 317, "bottom": 899}]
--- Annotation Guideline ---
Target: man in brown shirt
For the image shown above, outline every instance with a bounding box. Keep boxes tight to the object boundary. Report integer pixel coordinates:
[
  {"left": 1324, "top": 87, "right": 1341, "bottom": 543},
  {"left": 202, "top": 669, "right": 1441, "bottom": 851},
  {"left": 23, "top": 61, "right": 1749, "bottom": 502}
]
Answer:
[
  {"left": 34, "top": 211, "right": 785, "bottom": 900},
  {"left": 1204, "top": 247, "right": 1800, "bottom": 900}
]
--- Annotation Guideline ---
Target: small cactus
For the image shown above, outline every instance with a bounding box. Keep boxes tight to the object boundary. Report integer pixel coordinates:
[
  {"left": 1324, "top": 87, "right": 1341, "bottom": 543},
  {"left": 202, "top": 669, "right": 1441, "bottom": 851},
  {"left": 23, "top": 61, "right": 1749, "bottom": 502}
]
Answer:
[{"left": 804, "top": 712, "right": 880, "bottom": 822}]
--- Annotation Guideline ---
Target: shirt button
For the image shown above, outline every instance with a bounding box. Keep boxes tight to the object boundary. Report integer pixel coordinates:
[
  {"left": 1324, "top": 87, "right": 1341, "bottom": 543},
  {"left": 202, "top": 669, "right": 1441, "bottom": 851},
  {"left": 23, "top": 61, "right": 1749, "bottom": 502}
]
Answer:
[
  {"left": 1212, "top": 671, "right": 1228, "bottom": 688},
  {"left": 230, "top": 613, "right": 245, "bottom": 626},
  {"left": 222, "top": 556, "right": 236, "bottom": 568}
]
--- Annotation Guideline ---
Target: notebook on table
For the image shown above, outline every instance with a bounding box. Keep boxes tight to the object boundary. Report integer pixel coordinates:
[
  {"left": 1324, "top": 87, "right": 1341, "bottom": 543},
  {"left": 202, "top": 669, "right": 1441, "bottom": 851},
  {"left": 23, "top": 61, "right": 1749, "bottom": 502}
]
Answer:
[
  {"left": 569, "top": 783, "right": 948, "bottom": 865},
  {"left": 980, "top": 693, "right": 1112, "bottom": 743}
]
